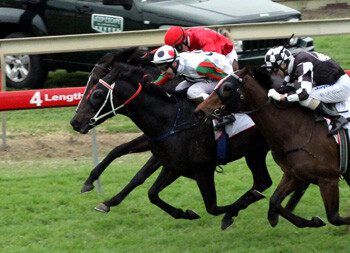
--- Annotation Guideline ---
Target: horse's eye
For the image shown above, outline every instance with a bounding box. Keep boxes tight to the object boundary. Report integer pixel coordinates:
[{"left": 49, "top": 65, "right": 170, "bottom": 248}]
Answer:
[
  {"left": 90, "top": 90, "right": 106, "bottom": 106},
  {"left": 223, "top": 86, "right": 232, "bottom": 92}
]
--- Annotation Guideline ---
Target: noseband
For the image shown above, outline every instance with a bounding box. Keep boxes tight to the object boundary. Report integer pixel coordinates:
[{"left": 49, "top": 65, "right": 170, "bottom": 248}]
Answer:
[{"left": 89, "top": 79, "right": 142, "bottom": 126}]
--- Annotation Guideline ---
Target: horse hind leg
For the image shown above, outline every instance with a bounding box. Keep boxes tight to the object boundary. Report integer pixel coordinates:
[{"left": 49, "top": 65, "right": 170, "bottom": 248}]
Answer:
[
  {"left": 221, "top": 150, "right": 272, "bottom": 230},
  {"left": 147, "top": 167, "right": 200, "bottom": 220},
  {"left": 269, "top": 174, "right": 326, "bottom": 228},
  {"left": 319, "top": 178, "right": 350, "bottom": 226},
  {"left": 81, "top": 134, "right": 150, "bottom": 193}
]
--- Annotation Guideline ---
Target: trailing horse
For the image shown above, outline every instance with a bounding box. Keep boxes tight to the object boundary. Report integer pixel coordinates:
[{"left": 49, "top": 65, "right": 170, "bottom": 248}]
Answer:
[{"left": 195, "top": 67, "right": 350, "bottom": 228}]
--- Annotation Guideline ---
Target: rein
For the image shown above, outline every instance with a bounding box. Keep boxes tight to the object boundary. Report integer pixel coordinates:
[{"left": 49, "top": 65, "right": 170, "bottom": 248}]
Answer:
[
  {"left": 89, "top": 79, "right": 142, "bottom": 126},
  {"left": 146, "top": 96, "right": 198, "bottom": 141},
  {"left": 271, "top": 120, "right": 317, "bottom": 158},
  {"left": 240, "top": 97, "right": 272, "bottom": 115}
]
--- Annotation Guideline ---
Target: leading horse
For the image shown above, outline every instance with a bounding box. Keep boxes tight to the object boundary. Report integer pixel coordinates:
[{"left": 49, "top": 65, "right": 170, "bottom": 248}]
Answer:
[{"left": 195, "top": 67, "right": 350, "bottom": 227}]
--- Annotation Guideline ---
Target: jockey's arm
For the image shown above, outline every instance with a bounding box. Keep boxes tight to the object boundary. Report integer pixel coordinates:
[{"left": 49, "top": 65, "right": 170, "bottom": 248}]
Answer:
[
  {"left": 196, "top": 58, "right": 228, "bottom": 80},
  {"left": 154, "top": 74, "right": 171, "bottom": 85},
  {"left": 282, "top": 62, "right": 313, "bottom": 102}
]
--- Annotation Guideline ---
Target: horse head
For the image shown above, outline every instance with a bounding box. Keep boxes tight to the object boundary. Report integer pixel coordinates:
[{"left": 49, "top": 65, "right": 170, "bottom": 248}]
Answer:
[
  {"left": 70, "top": 47, "right": 147, "bottom": 134},
  {"left": 194, "top": 67, "right": 251, "bottom": 121}
]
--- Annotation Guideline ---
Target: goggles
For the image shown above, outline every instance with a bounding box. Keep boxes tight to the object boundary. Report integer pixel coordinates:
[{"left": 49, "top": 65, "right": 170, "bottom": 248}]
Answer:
[
  {"left": 157, "top": 63, "right": 171, "bottom": 71},
  {"left": 266, "top": 63, "right": 280, "bottom": 74},
  {"left": 174, "top": 43, "right": 183, "bottom": 52}
]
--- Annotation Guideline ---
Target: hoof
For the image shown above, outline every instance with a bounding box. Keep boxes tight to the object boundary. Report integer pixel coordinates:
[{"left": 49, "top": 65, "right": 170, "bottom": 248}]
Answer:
[
  {"left": 81, "top": 184, "right": 94, "bottom": 193},
  {"left": 268, "top": 212, "right": 279, "bottom": 227},
  {"left": 221, "top": 214, "right": 234, "bottom": 230},
  {"left": 312, "top": 216, "right": 326, "bottom": 227},
  {"left": 185, "top": 209, "right": 200, "bottom": 220},
  {"left": 95, "top": 203, "right": 110, "bottom": 213}
]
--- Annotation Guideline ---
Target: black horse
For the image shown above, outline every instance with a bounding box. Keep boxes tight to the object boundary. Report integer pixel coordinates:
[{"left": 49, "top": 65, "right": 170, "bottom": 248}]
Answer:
[
  {"left": 196, "top": 67, "right": 350, "bottom": 227},
  {"left": 71, "top": 48, "right": 303, "bottom": 230},
  {"left": 79, "top": 49, "right": 161, "bottom": 194}
]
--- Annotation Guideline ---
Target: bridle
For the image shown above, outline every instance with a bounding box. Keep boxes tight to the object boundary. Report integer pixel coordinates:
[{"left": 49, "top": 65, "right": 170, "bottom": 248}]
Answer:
[
  {"left": 89, "top": 79, "right": 142, "bottom": 126},
  {"left": 75, "top": 63, "right": 111, "bottom": 113},
  {"left": 211, "top": 72, "right": 272, "bottom": 118}
]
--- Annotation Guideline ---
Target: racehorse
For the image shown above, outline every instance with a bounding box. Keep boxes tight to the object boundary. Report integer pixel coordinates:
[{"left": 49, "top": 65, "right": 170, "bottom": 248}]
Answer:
[
  {"left": 79, "top": 48, "right": 161, "bottom": 195},
  {"left": 71, "top": 48, "right": 304, "bottom": 230},
  {"left": 195, "top": 67, "right": 350, "bottom": 227}
]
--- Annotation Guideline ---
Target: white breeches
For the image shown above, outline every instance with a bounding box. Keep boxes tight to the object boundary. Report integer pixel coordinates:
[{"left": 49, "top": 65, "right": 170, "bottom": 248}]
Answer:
[
  {"left": 225, "top": 48, "right": 238, "bottom": 65},
  {"left": 175, "top": 80, "right": 219, "bottom": 100},
  {"left": 299, "top": 74, "right": 350, "bottom": 107}
]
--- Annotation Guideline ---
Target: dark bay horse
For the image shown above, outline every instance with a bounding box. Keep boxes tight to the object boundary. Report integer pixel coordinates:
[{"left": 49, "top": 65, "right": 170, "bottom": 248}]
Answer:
[
  {"left": 71, "top": 48, "right": 304, "bottom": 230},
  {"left": 195, "top": 67, "right": 350, "bottom": 228}
]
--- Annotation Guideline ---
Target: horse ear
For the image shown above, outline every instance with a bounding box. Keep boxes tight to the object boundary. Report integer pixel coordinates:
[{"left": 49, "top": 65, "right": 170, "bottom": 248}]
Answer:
[
  {"left": 252, "top": 67, "right": 273, "bottom": 90},
  {"left": 113, "top": 47, "right": 140, "bottom": 63},
  {"left": 237, "top": 66, "right": 251, "bottom": 79}
]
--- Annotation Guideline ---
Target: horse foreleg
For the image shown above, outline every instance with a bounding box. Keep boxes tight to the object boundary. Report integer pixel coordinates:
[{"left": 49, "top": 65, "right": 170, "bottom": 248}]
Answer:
[
  {"left": 269, "top": 174, "right": 326, "bottom": 228},
  {"left": 319, "top": 178, "right": 350, "bottom": 225},
  {"left": 147, "top": 167, "right": 200, "bottom": 220},
  {"left": 221, "top": 150, "right": 271, "bottom": 230},
  {"left": 81, "top": 134, "right": 150, "bottom": 193},
  {"left": 94, "top": 155, "right": 161, "bottom": 213}
]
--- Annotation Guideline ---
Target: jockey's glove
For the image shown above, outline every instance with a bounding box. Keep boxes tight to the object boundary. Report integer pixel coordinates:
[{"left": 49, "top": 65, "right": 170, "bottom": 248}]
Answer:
[
  {"left": 268, "top": 89, "right": 282, "bottom": 101},
  {"left": 276, "top": 85, "right": 295, "bottom": 94}
]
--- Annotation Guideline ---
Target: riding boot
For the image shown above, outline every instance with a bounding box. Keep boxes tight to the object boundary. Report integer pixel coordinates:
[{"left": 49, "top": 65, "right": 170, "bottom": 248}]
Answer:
[
  {"left": 314, "top": 102, "right": 348, "bottom": 135},
  {"left": 214, "top": 114, "right": 236, "bottom": 130}
]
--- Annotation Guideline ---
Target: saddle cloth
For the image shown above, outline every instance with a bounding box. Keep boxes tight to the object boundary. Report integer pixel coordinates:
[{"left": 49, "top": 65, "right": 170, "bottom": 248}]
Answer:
[{"left": 214, "top": 113, "right": 255, "bottom": 141}]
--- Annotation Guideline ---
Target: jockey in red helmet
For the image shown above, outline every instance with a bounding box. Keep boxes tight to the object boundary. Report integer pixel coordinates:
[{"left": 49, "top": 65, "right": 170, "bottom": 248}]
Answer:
[{"left": 164, "top": 26, "right": 238, "bottom": 70}]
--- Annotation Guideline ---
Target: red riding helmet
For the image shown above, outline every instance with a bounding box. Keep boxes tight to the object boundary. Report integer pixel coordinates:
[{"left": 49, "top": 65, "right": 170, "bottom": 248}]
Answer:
[{"left": 164, "top": 26, "right": 187, "bottom": 47}]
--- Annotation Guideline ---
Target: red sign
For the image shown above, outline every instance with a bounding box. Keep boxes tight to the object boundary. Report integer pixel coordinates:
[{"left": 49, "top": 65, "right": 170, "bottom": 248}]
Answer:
[{"left": 0, "top": 87, "right": 86, "bottom": 111}]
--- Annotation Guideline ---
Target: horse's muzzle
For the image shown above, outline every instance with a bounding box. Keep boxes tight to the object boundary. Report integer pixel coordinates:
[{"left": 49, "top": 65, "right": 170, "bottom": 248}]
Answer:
[
  {"left": 194, "top": 109, "right": 206, "bottom": 122},
  {"left": 70, "top": 119, "right": 89, "bottom": 134}
]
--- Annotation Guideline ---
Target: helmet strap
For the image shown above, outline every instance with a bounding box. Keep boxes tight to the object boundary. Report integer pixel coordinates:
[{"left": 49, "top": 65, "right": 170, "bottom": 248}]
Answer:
[
  {"left": 170, "top": 61, "right": 178, "bottom": 75},
  {"left": 278, "top": 61, "right": 289, "bottom": 76},
  {"left": 183, "top": 35, "right": 190, "bottom": 50}
]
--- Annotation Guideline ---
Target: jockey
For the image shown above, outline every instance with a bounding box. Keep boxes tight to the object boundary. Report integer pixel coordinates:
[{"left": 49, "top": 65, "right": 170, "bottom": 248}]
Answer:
[
  {"left": 152, "top": 45, "right": 233, "bottom": 102},
  {"left": 264, "top": 46, "right": 350, "bottom": 135},
  {"left": 154, "top": 26, "right": 238, "bottom": 86},
  {"left": 164, "top": 26, "right": 238, "bottom": 70}
]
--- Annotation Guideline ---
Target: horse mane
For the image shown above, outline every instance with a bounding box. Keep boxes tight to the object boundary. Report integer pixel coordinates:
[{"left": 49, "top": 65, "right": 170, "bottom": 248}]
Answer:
[
  {"left": 251, "top": 67, "right": 274, "bottom": 91},
  {"left": 128, "top": 49, "right": 155, "bottom": 68},
  {"left": 111, "top": 62, "right": 176, "bottom": 103}
]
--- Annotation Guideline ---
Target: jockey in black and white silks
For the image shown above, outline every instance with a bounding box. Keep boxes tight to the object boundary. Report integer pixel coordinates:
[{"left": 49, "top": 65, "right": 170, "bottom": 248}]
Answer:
[{"left": 264, "top": 46, "right": 350, "bottom": 135}]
